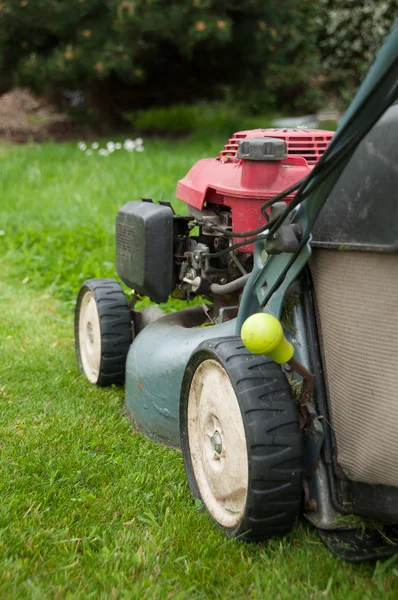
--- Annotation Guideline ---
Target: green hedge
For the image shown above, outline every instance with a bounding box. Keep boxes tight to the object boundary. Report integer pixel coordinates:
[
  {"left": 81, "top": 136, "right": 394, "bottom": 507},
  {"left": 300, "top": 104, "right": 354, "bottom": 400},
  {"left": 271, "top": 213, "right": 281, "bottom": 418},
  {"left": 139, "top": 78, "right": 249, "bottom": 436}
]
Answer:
[
  {"left": 0, "top": 1, "right": 322, "bottom": 119},
  {"left": 1, "top": 2, "right": 395, "bottom": 120},
  {"left": 318, "top": 0, "right": 398, "bottom": 103}
]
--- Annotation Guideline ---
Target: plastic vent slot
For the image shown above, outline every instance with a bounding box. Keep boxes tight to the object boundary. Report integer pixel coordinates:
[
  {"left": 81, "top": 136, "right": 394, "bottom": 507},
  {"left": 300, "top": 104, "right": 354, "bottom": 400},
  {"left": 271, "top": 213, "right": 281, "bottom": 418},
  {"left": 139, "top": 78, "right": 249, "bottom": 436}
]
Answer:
[{"left": 217, "top": 129, "right": 334, "bottom": 166}]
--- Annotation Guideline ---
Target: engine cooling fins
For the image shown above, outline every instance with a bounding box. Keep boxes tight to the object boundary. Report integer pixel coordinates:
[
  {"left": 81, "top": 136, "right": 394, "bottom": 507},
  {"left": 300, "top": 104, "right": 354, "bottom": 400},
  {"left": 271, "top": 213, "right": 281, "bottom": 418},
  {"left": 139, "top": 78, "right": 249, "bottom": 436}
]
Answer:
[{"left": 318, "top": 525, "right": 398, "bottom": 563}]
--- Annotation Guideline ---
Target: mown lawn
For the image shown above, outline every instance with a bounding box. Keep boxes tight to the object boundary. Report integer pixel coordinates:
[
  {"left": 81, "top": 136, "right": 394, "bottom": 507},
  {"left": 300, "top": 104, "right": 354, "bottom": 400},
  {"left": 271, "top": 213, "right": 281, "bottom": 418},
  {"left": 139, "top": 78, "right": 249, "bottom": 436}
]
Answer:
[{"left": 1, "top": 136, "right": 397, "bottom": 599}]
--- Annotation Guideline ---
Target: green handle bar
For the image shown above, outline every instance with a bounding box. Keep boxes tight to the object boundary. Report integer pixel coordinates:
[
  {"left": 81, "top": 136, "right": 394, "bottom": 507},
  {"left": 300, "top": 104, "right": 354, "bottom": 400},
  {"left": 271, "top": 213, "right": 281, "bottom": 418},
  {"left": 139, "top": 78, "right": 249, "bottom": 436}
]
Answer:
[{"left": 237, "top": 21, "right": 398, "bottom": 332}]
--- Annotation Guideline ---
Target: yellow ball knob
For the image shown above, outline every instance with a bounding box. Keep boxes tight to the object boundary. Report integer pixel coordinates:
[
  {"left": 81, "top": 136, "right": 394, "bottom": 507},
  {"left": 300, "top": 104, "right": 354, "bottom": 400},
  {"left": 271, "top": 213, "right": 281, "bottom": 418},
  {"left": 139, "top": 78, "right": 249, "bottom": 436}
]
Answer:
[{"left": 241, "top": 313, "right": 294, "bottom": 364}]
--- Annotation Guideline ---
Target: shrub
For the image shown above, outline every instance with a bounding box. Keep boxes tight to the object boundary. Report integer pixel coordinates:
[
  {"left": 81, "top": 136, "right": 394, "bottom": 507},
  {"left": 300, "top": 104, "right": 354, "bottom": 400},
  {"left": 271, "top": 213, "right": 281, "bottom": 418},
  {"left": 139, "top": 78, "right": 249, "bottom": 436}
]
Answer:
[
  {"left": 0, "top": 1, "right": 322, "bottom": 120},
  {"left": 318, "top": 0, "right": 398, "bottom": 103}
]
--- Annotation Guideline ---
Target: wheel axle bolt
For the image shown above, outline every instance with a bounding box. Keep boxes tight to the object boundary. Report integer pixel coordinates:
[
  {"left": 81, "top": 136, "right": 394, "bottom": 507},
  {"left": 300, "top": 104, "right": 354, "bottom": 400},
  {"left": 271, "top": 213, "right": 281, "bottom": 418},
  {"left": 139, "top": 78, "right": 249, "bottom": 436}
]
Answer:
[{"left": 211, "top": 430, "right": 223, "bottom": 454}]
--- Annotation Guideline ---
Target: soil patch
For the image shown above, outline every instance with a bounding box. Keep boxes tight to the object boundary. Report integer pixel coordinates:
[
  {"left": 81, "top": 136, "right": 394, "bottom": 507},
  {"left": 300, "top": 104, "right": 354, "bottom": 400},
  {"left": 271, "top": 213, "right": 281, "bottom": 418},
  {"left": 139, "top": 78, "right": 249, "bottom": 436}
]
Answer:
[{"left": 0, "top": 88, "right": 88, "bottom": 143}]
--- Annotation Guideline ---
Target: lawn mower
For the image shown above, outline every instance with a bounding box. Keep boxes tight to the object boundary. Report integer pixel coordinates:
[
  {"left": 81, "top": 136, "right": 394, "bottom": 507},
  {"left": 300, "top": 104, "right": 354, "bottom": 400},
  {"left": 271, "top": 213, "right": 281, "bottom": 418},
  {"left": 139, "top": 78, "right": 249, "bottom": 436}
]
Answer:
[{"left": 75, "top": 24, "right": 398, "bottom": 561}]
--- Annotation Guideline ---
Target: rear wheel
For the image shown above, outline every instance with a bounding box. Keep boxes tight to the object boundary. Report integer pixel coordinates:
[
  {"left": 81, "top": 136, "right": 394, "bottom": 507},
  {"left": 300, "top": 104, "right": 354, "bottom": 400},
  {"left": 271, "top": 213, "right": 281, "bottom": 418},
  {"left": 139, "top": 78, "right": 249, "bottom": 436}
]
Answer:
[
  {"left": 180, "top": 337, "right": 303, "bottom": 540},
  {"left": 75, "top": 278, "right": 132, "bottom": 386}
]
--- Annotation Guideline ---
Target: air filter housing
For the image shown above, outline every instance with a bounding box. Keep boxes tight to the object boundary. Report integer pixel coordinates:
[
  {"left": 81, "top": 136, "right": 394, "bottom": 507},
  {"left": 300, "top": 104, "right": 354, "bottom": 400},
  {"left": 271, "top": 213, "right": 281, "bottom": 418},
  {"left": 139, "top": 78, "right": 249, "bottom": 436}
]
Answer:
[{"left": 116, "top": 201, "right": 174, "bottom": 303}]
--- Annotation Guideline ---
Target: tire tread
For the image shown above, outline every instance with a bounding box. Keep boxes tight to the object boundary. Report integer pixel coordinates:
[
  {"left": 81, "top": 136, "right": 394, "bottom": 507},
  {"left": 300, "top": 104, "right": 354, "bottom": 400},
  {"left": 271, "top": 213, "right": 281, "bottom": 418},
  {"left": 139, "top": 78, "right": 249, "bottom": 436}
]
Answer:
[
  {"left": 75, "top": 278, "right": 132, "bottom": 386},
  {"left": 180, "top": 335, "right": 303, "bottom": 541}
]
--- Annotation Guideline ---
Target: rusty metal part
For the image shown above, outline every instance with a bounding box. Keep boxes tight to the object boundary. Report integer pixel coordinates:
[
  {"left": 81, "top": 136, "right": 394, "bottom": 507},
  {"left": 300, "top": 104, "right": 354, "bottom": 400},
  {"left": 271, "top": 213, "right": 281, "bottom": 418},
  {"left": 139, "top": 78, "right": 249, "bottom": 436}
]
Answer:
[{"left": 288, "top": 356, "right": 314, "bottom": 382}]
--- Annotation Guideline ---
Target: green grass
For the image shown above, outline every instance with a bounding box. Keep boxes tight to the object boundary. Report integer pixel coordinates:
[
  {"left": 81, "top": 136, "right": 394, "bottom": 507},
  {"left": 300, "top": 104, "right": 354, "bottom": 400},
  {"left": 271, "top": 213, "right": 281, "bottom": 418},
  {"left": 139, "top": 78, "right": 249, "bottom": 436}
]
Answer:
[
  {"left": 124, "top": 103, "right": 275, "bottom": 135},
  {"left": 1, "top": 138, "right": 398, "bottom": 598},
  {"left": 0, "top": 135, "right": 220, "bottom": 311}
]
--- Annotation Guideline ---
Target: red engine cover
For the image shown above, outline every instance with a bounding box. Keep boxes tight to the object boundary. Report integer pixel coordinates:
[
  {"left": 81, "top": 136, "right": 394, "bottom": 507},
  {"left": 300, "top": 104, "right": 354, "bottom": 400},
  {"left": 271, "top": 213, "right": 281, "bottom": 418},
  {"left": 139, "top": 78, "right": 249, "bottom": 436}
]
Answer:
[{"left": 176, "top": 128, "right": 334, "bottom": 252}]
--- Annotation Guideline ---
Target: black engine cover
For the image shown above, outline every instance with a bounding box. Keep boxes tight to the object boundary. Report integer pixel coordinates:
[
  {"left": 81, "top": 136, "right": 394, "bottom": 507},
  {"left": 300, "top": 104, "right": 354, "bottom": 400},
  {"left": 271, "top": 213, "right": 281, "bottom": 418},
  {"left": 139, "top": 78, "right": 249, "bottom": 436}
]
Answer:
[{"left": 116, "top": 201, "right": 174, "bottom": 303}]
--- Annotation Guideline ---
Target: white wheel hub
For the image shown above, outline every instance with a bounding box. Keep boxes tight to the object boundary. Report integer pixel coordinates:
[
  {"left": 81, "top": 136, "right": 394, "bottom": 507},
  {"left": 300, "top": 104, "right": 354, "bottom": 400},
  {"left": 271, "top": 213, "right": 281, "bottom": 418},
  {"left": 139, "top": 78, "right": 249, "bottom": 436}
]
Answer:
[
  {"left": 78, "top": 291, "right": 102, "bottom": 384},
  {"left": 187, "top": 359, "right": 248, "bottom": 528}
]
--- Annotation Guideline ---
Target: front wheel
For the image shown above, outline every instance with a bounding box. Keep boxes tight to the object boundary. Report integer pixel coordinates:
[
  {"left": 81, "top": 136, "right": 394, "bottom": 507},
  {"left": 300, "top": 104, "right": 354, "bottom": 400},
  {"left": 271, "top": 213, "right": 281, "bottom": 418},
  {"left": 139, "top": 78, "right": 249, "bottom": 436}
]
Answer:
[
  {"left": 180, "top": 337, "right": 303, "bottom": 541},
  {"left": 75, "top": 278, "right": 133, "bottom": 386}
]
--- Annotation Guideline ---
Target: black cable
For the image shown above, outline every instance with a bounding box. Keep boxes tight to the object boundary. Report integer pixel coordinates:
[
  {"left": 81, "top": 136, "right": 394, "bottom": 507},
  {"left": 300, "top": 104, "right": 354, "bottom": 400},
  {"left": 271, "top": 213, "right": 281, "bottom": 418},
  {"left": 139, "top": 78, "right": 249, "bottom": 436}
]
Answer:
[
  {"left": 205, "top": 122, "right": 390, "bottom": 260},
  {"left": 265, "top": 130, "right": 367, "bottom": 237},
  {"left": 205, "top": 178, "right": 305, "bottom": 238},
  {"left": 201, "top": 127, "right": 364, "bottom": 243},
  {"left": 205, "top": 232, "right": 270, "bottom": 259},
  {"left": 261, "top": 118, "right": 380, "bottom": 233},
  {"left": 203, "top": 52, "right": 398, "bottom": 259},
  {"left": 204, "top": 133, "right": 362, "bottom": 257},
  {"left": 266, "top": 70, "right": 398, "bottom": 239}
]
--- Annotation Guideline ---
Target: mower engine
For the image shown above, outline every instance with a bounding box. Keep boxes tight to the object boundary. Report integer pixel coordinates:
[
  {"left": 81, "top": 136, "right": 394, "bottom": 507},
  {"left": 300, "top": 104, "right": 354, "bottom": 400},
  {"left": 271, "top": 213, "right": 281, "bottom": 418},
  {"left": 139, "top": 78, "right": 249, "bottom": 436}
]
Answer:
[{"left": 115, "top": 128, "right": 333, "bottom": 316}]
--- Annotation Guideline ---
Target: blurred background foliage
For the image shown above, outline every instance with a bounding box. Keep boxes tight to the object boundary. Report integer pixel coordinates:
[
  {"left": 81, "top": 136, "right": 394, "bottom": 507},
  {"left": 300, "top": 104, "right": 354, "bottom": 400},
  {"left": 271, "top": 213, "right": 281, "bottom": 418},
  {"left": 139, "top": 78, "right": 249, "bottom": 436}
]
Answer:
[
  {"left": 0, "top": 0, "right": 396, "bottom": 127},
  {"left": 318, "top": 0, "right": 398, "bottom": 104}
]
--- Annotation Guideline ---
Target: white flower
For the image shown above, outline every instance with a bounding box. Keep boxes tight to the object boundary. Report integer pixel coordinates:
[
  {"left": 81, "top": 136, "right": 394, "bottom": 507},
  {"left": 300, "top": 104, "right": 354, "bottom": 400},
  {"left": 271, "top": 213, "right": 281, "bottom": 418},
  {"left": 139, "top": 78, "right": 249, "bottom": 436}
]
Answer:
[
  {"left": 123, "top": 139, "right": 135, "bottom": 151},
  {"left": 78, "top": 142, "right": 86, "bottom": 151},
  {"left": 0, "top": 230, "right": 5, "bottom": 236},
  {"left": 106, "top": 141, "right": 115, "bottom": 152},
  {"left": 115, "top": 142, "right": 122, "bottom": 150},
  {"left": 85, "top": 149, "right": 93, "bottom": 156},
  {"left": 98, "top": 149, "right": 109, "bottom": 156},
  {"left": 135, "top": 137, "right": 143, "bottom": 146},
  {"left": 136, "top": 146, "right": 145, "bottom": 152},
  {"left": 91, "top": 142, "right": 99, "bottom": 149}
]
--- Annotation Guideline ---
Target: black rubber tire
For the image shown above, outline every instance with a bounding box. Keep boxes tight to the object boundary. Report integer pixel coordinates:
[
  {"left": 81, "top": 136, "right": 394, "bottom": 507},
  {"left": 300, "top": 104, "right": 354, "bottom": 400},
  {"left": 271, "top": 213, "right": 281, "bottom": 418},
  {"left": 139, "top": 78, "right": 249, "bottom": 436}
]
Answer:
[
  {"left": 75, "top": 278, "right": 133, "bottom": 386},
  {"left": 180, "top": 336, "right": 303, "bottom": 541}
]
